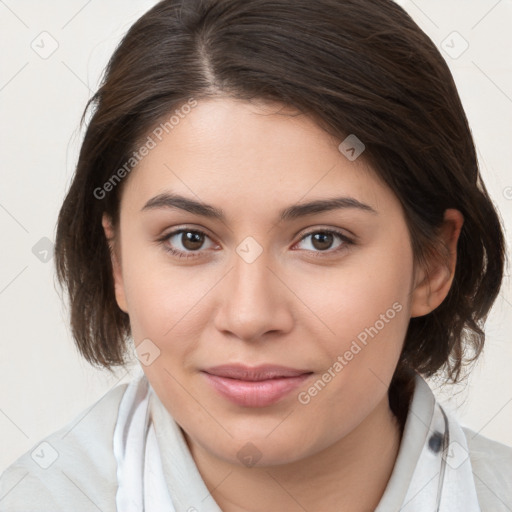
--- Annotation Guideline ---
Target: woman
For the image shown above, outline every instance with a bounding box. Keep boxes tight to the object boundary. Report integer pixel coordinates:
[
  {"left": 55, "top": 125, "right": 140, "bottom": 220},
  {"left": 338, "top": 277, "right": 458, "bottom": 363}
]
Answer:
[{"left": 1, "top": 0, "right": 510, "bottom": 510}]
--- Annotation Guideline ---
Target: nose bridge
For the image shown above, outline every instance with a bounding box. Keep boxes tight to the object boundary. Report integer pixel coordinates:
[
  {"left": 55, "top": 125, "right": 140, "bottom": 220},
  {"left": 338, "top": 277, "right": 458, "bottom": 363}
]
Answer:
[
  {"left": 233, "top": 246, "right": 272, "bottom": 299},
  {"left": 231, "top": 244, "right": 276, "bottom": 314},
  {"left": 214, "top": 242, "right": 291, "bottom": 341}
]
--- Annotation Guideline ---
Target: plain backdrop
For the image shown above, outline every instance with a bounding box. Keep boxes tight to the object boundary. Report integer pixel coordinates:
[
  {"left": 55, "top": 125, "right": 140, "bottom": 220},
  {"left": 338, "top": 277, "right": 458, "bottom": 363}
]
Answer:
[{"left": 0, "top": 0, "right": 511, "bottom": 473}]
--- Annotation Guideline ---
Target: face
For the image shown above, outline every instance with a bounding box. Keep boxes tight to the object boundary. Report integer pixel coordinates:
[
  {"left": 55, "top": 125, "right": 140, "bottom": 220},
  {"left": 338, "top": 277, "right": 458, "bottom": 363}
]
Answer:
[{"left": 108, "top": 97, "right": 422, "bottom": 467}]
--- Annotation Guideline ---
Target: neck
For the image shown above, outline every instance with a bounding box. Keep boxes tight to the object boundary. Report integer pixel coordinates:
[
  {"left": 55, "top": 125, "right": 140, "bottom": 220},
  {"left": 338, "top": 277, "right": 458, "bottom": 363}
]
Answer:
[{"left": 185, "top": 393, "right": 404, "bottom": 512}]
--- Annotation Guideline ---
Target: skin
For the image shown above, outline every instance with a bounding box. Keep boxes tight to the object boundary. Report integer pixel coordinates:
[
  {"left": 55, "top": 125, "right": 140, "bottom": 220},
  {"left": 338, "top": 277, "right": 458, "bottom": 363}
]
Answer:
[{"left": 103, "top": 97, "right": 463, "bottom": 511}]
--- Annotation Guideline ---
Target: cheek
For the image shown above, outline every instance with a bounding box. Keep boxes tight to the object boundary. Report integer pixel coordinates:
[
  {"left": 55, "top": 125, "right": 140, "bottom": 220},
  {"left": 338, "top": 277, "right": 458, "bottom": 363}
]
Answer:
[
  {"left": 119, "top": 237, "right": 220, "bottom": 361},
  {"left": 124, "top": 267, "right": 206, "bottom": 341},
  {"left": 300, "top": 228, "right": 414, "bottom": 373}
]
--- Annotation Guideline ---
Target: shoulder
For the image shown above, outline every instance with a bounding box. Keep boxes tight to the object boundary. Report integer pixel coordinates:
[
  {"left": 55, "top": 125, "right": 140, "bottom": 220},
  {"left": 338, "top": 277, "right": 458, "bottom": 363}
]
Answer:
[
  {"left": 463, "top": 427, "right": 512, "bottom": 512},
  {"left": 0, "top": 379, "right": 130, "bottom": 512}
]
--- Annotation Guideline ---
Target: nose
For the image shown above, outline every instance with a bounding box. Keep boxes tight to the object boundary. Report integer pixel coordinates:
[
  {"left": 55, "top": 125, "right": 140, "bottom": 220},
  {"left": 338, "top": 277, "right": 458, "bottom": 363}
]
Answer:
[{"left": 213, "top": 248, "right": 294, "bottom": 342}]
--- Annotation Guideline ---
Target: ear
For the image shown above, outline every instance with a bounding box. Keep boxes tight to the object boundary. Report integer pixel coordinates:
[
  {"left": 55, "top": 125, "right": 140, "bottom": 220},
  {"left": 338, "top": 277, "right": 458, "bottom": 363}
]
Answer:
[
  {"left": 410, "top": 209, "right": 464, "bottom": 318},
  {"left": 102, "top": 213, "right": 128, "bottom": 313}
]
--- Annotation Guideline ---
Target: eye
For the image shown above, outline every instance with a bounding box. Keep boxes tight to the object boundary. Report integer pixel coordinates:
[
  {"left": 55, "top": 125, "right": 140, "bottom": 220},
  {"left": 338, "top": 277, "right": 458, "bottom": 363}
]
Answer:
[
  {"left": 159, "top": 229, "right": 216, "bottom": 259},
  {"left": 294, "top": 229, "right": 353, "bottom": 255},
  {"left": 158, "top": 227, "right": 354, "bottom": 260}
]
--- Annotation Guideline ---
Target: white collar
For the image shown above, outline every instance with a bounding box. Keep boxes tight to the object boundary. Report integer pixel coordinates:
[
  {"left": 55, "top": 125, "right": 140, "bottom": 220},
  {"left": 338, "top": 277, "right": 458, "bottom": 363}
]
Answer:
[
  {"left": 113, "top": 372, "right": 481, "bottom": 511},
  {"left": 376, "top": 375, "right": 481, "bottom": 511}
]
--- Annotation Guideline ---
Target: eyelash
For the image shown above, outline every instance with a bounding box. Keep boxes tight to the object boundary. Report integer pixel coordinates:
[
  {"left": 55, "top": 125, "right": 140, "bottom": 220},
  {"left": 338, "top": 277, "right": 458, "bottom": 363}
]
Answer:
[{"left": 157, "top": 227, "right": 354, "bottom": 260}]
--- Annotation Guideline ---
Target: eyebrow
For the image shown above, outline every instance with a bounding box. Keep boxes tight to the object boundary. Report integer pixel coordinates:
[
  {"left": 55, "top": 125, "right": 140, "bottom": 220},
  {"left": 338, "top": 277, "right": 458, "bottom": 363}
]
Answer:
[{"left": 141, "top": 192, "right": 377, "bottom": 221}]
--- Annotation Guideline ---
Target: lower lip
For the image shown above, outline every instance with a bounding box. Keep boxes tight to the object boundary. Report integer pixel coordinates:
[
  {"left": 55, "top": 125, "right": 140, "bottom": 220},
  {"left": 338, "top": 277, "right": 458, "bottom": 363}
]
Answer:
[{"left": 202, "top": 372, "right": 313, "bottom": 407}]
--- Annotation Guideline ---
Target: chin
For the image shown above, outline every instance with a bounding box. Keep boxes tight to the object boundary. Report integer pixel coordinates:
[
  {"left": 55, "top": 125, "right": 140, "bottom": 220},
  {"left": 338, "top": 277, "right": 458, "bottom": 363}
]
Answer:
[{"left": 192, "top": 423, "right": 321, "bottom": 468}]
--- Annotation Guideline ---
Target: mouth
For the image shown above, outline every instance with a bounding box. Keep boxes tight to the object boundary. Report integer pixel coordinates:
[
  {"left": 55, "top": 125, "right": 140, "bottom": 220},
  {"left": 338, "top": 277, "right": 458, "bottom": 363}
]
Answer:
[{"left": 201, "top": 364, "right": 314, "bottom": 407}]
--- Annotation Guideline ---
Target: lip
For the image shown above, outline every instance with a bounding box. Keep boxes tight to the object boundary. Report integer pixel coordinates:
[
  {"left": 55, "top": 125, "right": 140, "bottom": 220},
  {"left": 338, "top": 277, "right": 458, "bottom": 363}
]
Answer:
[{"left": 202, "top": 364, "right": 313, "bottom": 407}]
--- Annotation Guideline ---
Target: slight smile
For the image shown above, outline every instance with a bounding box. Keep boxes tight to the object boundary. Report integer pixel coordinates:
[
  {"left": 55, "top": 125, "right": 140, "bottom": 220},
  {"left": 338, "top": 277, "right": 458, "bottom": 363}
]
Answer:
[{"left": 202, "top": 364, "right": 314, "bottom": 407}]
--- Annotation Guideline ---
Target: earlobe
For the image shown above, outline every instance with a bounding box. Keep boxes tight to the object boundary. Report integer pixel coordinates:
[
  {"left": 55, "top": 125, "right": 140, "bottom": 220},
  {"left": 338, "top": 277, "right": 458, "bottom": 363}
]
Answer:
[
  {"left": 410, "top": 209, "right": 464, "bottom": 318},
  {"left": 102, "top": 213, "right": 128, "bottom": 313}
]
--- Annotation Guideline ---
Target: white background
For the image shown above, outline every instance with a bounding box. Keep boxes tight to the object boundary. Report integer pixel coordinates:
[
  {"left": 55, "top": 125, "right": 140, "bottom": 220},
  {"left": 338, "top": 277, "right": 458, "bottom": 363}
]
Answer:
[{"left": 0, "top": 0, "right": 511, "bottom": 473}]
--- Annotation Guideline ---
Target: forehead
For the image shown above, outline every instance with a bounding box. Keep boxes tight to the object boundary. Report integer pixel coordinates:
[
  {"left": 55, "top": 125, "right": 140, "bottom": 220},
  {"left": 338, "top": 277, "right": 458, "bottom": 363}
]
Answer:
[{"left": 120, "top": 98, "right": 394, "bottom": 216}]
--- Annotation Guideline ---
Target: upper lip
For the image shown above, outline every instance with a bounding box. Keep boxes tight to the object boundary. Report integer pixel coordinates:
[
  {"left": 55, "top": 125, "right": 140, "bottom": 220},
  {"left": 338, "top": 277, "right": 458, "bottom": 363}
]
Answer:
[{"left": 203, "top": 364, "right": 312, "bottom": 381}]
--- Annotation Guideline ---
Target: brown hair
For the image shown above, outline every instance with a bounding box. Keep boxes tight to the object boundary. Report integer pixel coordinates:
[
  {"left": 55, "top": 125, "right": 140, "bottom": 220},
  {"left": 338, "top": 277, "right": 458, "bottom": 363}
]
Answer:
[{"left": 55, "top": 0, "right": 505, "bottom": 399}]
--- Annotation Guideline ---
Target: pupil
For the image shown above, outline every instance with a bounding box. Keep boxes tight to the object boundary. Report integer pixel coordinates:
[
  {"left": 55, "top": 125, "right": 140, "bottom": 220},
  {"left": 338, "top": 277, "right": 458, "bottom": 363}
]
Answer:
[
  {"left": 313, "top": 232, "right": 333, "bottom": 251},
  {"left": 183, "top": 231, "right": 203, "bottom": 250}
]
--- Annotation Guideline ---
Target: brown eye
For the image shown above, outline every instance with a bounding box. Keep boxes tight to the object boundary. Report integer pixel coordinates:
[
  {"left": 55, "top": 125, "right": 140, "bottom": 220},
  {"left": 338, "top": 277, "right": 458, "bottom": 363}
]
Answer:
[
  {"left": 161, "top": 229, "right": 216, "bottom": 258},
  {"left": 296, "top": 230, "right": 351, "bottom": 254},
  {"left": 180, "top": 231, "right": 205, "bottom": 251},
  {"left": 310, "top": 232, "right": 335, "bottom": 251}
]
